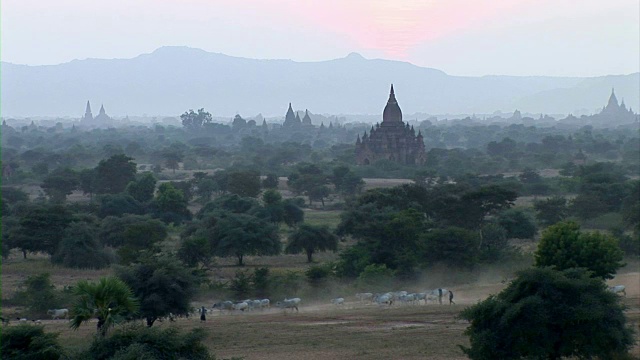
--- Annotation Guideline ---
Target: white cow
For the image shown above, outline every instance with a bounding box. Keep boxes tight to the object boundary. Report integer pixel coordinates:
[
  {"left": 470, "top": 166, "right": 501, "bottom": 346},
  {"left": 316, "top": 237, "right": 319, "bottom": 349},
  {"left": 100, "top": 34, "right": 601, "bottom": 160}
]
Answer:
[
  {"left": 47, "top": 308, "right": 69, "bottom": 320},
  {"left": 259, "top": 299, "right": 270, "bottom": 309},
  {"left": 374, "top": 294, "right": 393, "bottom": 306},
  {"left": 356, "top": 293, "right": 374, "bottom": 303},
  {"left": 608, "top": 285, "right": 626, "bottom": 296},
  {"left": 213, "top": 301, "right": 234, "bottom": 314},
  {"left": 276, "top": 298, "right": 301, "bottom": 313},
  {"left": 233, "top": 301, "right": 249, "bottom": 312},
  {"left": 331, "top": 297, "right": 345, "bottom": 305}
]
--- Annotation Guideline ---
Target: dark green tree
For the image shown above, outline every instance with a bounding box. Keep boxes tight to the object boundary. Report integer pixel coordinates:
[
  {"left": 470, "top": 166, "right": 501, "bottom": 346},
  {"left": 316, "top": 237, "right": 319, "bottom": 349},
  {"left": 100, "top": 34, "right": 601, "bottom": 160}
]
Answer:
[
  {"left": 153, "top": 183, "right": 191, "bottom": 224},
  {"left": 497, "top": 208, "right": 537, "bottom": 239},
  {"left": 533, "top": 196, "right": 569, "bottom": 227},
  {"left": 262, "top": 173, "right": 279, "bottom": 189},
  {"left": 287, "top": 163, "right": 329, "bottom": 205},
  {"left": 78, "top": 168, "right": 97, "bottom": 200},
  {"left": 418, "top": 227, "right": 480, "bottom": 268},
  {"left": 94, "top": 154, "right": 137, "bottom": 194},
  {"left": 534, "top": 221, "right": 625, "bottom": 279},
  {"left": 125, "top": 172, "right": 156, "bottom": 203},
  {"left": 97, "top": 194, "right": 144, "bottom": 218},
  {"left": 285, "top": 224, "right": 339, "bottom": 262},
  {"left": 14, "top": 204, "right": 73, "bottom": 258},
  {"left": 180, "top": 108, "right": 212, "bottom": 129},
  {"left": 116, "top": 255, "right": 198, "bottom": 327},
  {"left": 41, "top": 167, "right": 79, "bottom": 202},
  {"left": 84, "top": 326, "right": 212, "bottom": 360},
  {"left": 213, "top": 213, "right": 281, "bottom": 266},
  {"left": 52, "top": 222, "right": 112, "bottom": 269},
  {"left": 1, "top": 325, "right": 65, "bottom": 360},
  {"left": 228, "top": 170, "right": 261, "bottom": 198},
  {"left": 99, "top": 215, "right": 167, "bottom": 264},
  {"left": 177, "top": 236, "right": 213, "bottom": 269},
  {"left": 331, "top": 165, "right": 365, "bottom": 197},
  {"left": 162, "top": 148, "right": 184, "bottom": 174},
  {"left": 460, "top": 267, "right": 634, "bottom": 360},
  {"left": 19, "top": 273, "right": 61, "bottom": 317}
]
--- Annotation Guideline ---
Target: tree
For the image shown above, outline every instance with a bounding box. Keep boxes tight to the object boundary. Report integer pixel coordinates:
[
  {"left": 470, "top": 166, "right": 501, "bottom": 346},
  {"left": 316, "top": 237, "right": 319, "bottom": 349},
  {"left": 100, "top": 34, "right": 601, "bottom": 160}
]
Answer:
[
  {"left": 41, "top": 167, "right": 78, "bottom": 202},
  {"left": 84, "top": 326, "right": 212, "bottom": 360},
  {"left": 19, "top": 273, "right": 61, "bottom": 318},
  {"left": 180, "top": 108, "right": 212, "bottom": 129},
  {"left": 287, "top": 163, "right": 329, "bottom": 205},
  {"left": 116, "top": 255, "right": 198, "bottom": 327},
  {"left": 78, "top": 168, "right": 97, "bottom": 200},
  {"left": 97, "top": 194, "right": 144, "bottom": 218},
  {"left": 285, "top": 224, "right": 339, "bottom": 262},
  {"left": 70, "top": 277, "right": 139, "bottom": 336},
  {"left": 534, "top": 221, "right": 625, "bottom": 279},
  {"left": 94, "top": 154, "right": 137, "bottom": 194},
  {"left": 533, "top": 196, "right": 569, "bottom": 227},
  {"left": 262, "top": 173, "right": 279, "bottom": 189},
  {"left": 497, "top": 208, "right": 537, "bottom": 239},
  {"left": 177, "top": 236, "right": 213, "bottom": 269},
  {"left": 153, "top": 183, "right": 191, "bottom": 224},
  {"left": 331, "top": 166, "right": 365, "bottom": 197},
  {"left": 163, "top": 149, "right": 184, "bottom": 174},
  {"left": 460, "top": 267, "right": 634, "bottom": 360},
  {"left": 213, "top": 213, "right": 281, "bottom": 266},
  {"left": 1, "top": 325, "right": 65, "bottom": 360},
  {"left": 125, "top": 172, "right": 156, "bottom": 203},
  {"left": 14, "top": 204, "right": 73, "bottom": 258},
  {"left": 282, "top": 199, "right": 305, "bottom": 227},
  {"left": 418, "top": 227, "right": 480, "bottom": 268},
  {"left": 52, "top": 222, "right": 112, "bottom": 269},
  {"left": 99, "top": 215, "right": 167, "bottom": 264},
  {"left": 228, "top": 170, "right": 261, "bottom": 198}
]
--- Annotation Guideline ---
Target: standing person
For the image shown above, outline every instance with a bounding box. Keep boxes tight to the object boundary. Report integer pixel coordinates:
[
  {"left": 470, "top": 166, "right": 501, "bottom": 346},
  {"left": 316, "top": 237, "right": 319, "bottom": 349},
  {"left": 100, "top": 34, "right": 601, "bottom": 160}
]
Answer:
[
  {"left": 449, "top": 290, "right": 455, "bottom": 305},
  {"left": 200, "top": 306, "right": 207, "bottom": 322},
  {"left": 438, "top": 288, "right": 443, "bottom": 305}
]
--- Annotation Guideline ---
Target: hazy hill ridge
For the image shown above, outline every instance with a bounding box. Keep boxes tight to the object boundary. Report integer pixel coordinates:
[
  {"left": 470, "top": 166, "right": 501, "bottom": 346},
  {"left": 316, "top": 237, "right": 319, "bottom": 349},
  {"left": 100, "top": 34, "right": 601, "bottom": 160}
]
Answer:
[{"left": 2, "top": 46, "right": 638, "bottom": 117}]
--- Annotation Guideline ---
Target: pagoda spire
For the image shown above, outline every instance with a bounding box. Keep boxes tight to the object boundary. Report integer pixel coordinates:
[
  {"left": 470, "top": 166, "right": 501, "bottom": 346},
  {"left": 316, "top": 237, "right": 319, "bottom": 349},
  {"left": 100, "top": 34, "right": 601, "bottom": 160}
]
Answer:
[
  {"left": 607, "top": 88, "right": 619, "bottom": 108},
  {"left": 99, "top": 104, "right": 106, "bottom": 115},
  {"left": 85, "top": 100, "right": 92, "bottom": 114}
]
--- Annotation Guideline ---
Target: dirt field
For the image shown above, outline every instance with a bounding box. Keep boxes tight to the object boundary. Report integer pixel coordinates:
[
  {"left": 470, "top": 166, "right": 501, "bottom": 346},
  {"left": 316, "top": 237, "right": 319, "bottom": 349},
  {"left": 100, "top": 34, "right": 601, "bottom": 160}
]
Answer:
[{"left": 3, "top": 271, "right": 639, "bottom": 359}]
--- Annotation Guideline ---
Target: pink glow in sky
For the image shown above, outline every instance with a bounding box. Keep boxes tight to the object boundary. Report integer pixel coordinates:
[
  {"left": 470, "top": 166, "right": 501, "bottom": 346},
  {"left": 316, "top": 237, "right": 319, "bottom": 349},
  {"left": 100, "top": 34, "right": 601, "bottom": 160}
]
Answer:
[{"left": 2, "top": 0, "right": 638, "bottom": 76}]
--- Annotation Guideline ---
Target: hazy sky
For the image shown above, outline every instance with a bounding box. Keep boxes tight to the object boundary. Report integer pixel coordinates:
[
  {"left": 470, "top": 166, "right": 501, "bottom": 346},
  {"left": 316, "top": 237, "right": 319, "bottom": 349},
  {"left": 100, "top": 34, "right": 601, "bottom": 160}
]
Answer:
[{"left": 2, "top": 0, "right": 639, "bottom": 76}]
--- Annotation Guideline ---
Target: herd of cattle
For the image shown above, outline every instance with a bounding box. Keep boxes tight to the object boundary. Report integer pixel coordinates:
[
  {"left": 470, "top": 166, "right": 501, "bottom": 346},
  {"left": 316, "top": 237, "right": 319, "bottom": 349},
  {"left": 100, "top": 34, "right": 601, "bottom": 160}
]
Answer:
[
  {"left": 0, "top": 285, "right": 627, "bottom": 325},
  {"left": 199, "top": 288, "right": 455, "bottom": 319}
]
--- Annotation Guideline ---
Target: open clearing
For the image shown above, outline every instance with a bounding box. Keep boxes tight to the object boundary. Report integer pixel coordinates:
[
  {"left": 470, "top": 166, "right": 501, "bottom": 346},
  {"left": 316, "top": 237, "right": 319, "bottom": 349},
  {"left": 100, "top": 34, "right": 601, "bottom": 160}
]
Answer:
[{"left": 3, "top": 271, "right": 639, "bottom": 359}]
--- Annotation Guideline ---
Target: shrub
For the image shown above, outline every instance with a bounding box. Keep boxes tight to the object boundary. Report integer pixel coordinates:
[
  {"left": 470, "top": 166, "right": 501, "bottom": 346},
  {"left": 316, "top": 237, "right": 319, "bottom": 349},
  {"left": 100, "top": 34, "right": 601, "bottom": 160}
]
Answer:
[
  {"left": 1, "top": 325, "right": 64, "bottom": 360},
  {"left": 82, "top": 325, "right": 213, "bottom": 360},
  {"left": 460, "top": 267, "right": 634, "bottom": 360}
]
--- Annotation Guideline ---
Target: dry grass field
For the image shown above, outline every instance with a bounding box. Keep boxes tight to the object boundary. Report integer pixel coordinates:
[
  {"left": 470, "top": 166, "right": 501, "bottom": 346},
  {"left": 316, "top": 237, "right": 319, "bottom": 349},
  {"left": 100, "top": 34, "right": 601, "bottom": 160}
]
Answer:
[{"left": 3, "top": 271, "right": 638, "bottom": 359}]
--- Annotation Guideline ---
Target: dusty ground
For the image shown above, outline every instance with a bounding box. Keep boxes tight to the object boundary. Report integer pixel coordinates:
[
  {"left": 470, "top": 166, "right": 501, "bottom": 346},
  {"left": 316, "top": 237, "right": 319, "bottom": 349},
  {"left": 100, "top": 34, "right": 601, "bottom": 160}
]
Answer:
[{"left": 3, "top": 272, "right": 638, "bottom": 359}]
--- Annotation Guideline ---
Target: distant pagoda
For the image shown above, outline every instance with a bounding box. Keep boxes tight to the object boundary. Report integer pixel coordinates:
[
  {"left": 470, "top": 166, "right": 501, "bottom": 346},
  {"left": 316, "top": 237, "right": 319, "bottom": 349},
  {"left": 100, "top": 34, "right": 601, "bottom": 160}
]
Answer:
[{"left": 355, "top": 85, "right": 426, "bottom": 165}]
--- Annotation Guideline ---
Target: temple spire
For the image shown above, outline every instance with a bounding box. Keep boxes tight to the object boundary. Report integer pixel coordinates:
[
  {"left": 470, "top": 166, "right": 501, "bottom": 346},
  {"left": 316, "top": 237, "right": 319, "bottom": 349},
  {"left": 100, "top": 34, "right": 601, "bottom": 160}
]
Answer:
[
  {"left": 85, "top": 100, "right": 92, "bottom": 114},
  {"left": 99, "top": 104, "right": 106, "bottom": 115}
]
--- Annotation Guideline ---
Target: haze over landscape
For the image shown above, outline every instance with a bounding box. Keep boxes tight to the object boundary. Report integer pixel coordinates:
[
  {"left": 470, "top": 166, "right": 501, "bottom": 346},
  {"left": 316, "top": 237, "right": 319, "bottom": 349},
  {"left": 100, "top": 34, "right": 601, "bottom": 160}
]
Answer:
[{"left": 2, "top": 1, "right": 640, "bottom": 360}]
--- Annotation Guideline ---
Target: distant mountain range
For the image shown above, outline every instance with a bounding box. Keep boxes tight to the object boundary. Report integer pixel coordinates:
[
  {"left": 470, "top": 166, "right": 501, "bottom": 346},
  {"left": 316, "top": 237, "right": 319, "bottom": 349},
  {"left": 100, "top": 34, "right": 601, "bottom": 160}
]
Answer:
[{"left": 2, "top": 46, "right": 638, "bottom": 118}]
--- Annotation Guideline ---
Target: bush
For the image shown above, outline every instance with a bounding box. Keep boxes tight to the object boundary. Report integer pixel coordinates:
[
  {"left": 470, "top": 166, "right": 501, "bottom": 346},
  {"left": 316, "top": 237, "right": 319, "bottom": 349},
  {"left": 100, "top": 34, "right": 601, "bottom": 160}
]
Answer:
[
  {"left": 52, "top": 222, "right": 113, "bottom": 269},
  {"left": 82, "top": 325, "right": 213, "bottom": 360},
  {"left": 535, "top": 221, "right": 625, "bottom": 279},
  {"left": 229, "top": 270, "right": 252, "bottom": 300},
  {"left": 14, "top": 273, "right": 61, "bottom": 318},
  {"left": 460, "top": 267, "right": 634, "bottom": 360},
  {"left": 497, "top": 208, "right": 537, "bottom": 239},
  {"left": 356, "top": 264, "right": 395, "bottom": 290},
  {"left": 305, "top": 264, "right": 332, "bottom": 286},
  {"left": 1, "top": 325, "right": 64, "bottom": 360}
]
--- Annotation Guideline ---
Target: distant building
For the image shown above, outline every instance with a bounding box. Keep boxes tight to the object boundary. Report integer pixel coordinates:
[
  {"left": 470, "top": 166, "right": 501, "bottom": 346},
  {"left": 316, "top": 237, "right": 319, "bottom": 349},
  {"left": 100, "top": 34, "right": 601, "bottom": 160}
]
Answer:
[
  {"left": 283, "top": 103, "right": 301, "bottom": 127},
  {"left": 355, "top": 85, "right": 426, "bottom": 165},
  {"left": 596, "top": 88, "right": 637, "bottom": 122},
  {"left": 81, "top": 101, "right": 113, "bottom": 127}
]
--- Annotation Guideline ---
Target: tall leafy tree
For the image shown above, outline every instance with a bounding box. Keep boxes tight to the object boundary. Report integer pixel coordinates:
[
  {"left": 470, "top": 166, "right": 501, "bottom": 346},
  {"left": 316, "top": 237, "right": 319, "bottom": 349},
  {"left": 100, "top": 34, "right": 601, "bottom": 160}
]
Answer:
[
  {"left": 461, "top": 267, "right": 634, "bottom": 360},
  {"left": 14, "top": 204, "right": 73, "bottom": 258},
  {"left": 228, "top": 170, "right": 261, "bottom": 198},
  {"left": 70, "top": 277, "right": 139, "bottom": 336},
  {"left": 535, "top": 221, "right": 625, "bottom": 279},
  {"left": 94, "top": 154, "right": 137, "bottom": 194},
  {"left": 41, "top": 167, "right": 79, "bottom": 202},
  {"left": 285, "top": 224, "right": 339, "bottom": 262},
  {"left": 213, "top": 213, "right": 281, "bottom": 266},
  {"left": 52, "top": 222, "right": 112, "bottom": 269},
  {"left": 125, "top": 172, "right": 156, "bottom": 203},
  {"left": 180, "top": 108, "right": 212, "bottom": 129},
  {"left": 116, "top": 255, "right": 198, "bottom": 327},
  {"left": 533, "top": 196, "right": 569, "bottom": 227}
]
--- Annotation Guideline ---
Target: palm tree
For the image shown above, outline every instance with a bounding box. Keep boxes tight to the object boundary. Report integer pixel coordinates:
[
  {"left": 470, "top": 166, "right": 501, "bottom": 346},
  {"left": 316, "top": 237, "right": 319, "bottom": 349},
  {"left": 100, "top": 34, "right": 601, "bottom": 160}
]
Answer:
[
  {"left": 285, "top": 224, "right": 338, "bottom": 262},
  {"left": 69, "top": 277, "right": 139, "bottom": 336}
]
